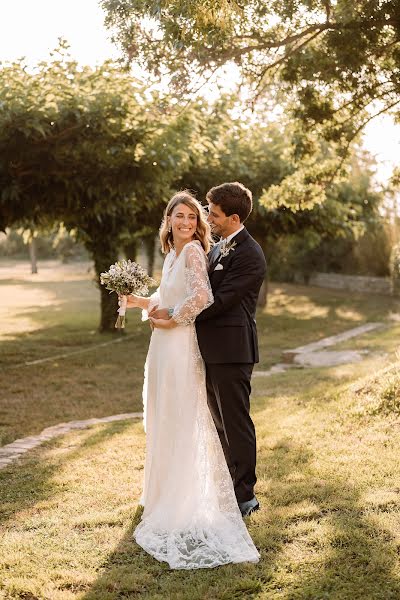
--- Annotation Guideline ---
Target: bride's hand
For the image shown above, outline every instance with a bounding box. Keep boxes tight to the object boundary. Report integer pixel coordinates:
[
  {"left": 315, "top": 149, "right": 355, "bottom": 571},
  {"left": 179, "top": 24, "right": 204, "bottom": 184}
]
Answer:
[
  {"left": 121, "top": 294, "right": 143, "bottom": 309},
  {"left": 149, "top": 317, "right": 178, "bottom": 330}
]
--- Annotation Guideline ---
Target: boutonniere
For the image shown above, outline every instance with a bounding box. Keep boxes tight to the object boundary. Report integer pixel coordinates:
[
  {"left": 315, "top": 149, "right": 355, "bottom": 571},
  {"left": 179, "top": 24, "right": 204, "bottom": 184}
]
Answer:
[{"left": 219, "top": 240, "right": 237, "bottom": 258}]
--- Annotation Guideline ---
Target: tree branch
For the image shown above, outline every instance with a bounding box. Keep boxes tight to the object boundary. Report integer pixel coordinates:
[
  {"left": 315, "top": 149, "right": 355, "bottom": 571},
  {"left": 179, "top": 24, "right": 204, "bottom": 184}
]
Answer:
[
  {"left": 331, "top": 80, "right": 395, "bottom": 115},
  {"left": 336, "top": 87, "right": 398, "bottom": 127},
  {"left": 254, "top": 29, "right": 326, "bottom": 98},
  {"left": 228, "top": 23, "right": 331, "bottom": 58},
  {"left": 326, "top": 98, "right": 400, "bottom": 186},
  {"left": 209, "top": 16, "right": 398, "bottom": 63},
  {"left": 323, "top": 1, "right": 331, "bottom": 23}
]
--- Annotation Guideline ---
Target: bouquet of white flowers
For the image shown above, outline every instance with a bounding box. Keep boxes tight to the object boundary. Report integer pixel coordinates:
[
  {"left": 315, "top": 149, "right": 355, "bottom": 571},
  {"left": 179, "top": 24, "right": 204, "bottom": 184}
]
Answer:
[{"left": 100, "top": 259, "right": 155, "bottom": 329}]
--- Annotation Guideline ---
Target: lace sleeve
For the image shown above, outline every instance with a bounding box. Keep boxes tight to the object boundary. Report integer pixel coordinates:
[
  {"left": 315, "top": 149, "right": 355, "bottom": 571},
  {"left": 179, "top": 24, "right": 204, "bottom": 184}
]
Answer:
[
  {"left": 141, "top": 288, "right": 160, "bottom": 322},
  {"left": 173, "top": 243, "right": 213, "bottom": 325}
]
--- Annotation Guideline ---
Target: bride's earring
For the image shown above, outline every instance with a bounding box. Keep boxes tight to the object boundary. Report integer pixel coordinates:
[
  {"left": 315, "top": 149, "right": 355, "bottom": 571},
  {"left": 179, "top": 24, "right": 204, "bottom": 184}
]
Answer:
[{"left": 168, "top": 223, "right": 172, "bottom": 233}]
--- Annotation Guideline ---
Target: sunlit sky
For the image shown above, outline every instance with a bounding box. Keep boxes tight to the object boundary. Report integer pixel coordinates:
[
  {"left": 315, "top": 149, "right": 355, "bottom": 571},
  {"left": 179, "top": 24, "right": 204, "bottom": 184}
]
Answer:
[{"left": 1, "top": 0, "right": 399, "bottom": 186}]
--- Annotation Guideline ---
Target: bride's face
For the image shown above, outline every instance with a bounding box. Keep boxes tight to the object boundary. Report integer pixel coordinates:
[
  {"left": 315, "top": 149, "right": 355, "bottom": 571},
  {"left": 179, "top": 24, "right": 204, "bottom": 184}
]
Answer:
[{"left": 169, "top": 203, "right": 198, "bottom": 245}]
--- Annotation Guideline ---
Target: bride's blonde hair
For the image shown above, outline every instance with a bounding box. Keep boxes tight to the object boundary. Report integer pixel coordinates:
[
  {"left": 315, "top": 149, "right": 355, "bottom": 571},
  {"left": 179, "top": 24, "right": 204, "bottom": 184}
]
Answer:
[{"left": 159, "top": 191, "right": 212, "bottom": 254}]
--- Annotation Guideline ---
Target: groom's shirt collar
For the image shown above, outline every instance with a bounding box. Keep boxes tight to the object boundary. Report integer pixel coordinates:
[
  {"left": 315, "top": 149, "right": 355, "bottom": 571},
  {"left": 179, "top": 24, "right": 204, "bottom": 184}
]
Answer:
[{"left": 221, "top": 225, "right": 244, "bottom": 244}]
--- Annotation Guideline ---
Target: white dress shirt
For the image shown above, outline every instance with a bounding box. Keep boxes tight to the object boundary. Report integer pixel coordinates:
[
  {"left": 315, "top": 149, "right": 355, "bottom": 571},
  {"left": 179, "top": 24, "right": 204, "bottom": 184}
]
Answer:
[{"left": 222, "top": 225, "right": 244, "bottom": 243}]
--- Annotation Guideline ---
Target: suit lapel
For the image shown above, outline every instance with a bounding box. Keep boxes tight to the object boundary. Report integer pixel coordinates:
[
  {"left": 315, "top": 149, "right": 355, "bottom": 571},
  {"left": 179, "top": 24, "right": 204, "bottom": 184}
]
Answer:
[{"left": 208, "top": 228, "right": 250, "bottom": 275}]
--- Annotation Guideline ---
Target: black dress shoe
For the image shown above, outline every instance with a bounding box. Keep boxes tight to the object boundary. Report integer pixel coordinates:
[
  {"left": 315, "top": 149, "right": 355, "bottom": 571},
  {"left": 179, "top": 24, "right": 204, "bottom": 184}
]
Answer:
[{"left": 238, "top": 496, "right": 260, "bottom": 517}]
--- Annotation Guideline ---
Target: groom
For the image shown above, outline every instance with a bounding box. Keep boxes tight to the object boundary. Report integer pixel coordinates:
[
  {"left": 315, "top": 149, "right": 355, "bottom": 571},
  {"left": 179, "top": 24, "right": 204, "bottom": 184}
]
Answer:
[
  {"left": 195, "top": 182, "right": 266, "bottom": 516},
  {"left": 150, "top": 182, "right": 266, "bottom": 516}
]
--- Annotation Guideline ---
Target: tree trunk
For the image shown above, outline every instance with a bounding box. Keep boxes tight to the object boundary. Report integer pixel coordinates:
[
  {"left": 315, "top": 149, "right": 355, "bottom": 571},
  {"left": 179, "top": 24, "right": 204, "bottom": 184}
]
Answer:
[
  {"left": 29, "top": 237, "right": 38, "bottom": 274},
  {"left": 256, "top": 238, "right": 268, "bottom": 308},
  {"left": 123, "top": 239, "right": 138, "bottom": 261},
  {"left": 144, "top": 235, "right": 156, "bottom": 277},
  {"left": 92, "top": 244, "right": 121, "bottom": 333}
]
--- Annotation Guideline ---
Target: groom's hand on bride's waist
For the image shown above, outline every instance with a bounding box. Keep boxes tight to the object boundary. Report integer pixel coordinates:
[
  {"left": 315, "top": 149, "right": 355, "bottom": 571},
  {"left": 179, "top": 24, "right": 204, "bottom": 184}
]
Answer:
[
  {"left": 149, "top": 316, "right": 177, "bottom": 329},
  {"left": 148, "top": 308, "right": 171, "bottom": 320}
]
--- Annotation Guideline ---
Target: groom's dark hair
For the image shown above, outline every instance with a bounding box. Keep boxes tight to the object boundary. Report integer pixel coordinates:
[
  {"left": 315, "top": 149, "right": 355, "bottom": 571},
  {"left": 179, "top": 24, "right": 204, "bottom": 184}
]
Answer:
[{"left": 206, "top": 182, "right": 253, "bottom": 223}]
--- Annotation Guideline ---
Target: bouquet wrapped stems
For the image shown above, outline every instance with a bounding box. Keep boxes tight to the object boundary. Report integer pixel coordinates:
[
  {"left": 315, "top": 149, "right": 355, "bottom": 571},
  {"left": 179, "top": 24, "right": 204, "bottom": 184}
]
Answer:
[
  {"left": 115, "top": 295, "right": 128, "bottom": 329},
  {"left": 100, "top": 260, "right": 155, "bottom": 330}
]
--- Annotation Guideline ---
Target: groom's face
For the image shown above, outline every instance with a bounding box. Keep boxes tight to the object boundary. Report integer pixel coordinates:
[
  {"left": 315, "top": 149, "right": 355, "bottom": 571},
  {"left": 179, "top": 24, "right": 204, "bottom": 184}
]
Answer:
[{"left": 207, "top": 202, "right": 238, "bottom": 239}]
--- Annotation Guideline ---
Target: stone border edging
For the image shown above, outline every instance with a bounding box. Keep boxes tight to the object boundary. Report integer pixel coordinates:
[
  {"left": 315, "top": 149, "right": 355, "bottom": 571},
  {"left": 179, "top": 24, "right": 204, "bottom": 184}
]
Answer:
[{"left": 0, "top": 412, "right": 143, "bottom": 470}]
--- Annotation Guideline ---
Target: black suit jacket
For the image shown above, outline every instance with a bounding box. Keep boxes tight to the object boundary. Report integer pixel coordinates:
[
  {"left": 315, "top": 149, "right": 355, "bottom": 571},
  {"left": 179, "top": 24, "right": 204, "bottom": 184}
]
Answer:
[{"left": 195, "top": 228, "right": 267, "bottom": 364}]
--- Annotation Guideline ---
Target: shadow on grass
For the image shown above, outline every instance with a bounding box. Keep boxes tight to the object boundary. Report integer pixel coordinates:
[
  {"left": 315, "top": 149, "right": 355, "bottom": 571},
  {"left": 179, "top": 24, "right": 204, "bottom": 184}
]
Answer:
[
  {"left": 2, "top": 278, "right": 397, "bottom": 372},
  {"left": 0, "top": 274, "right": 103, "bottom": 366},
  {"left": 0, "top": 420, "right": 133, "bottom": 527},
  {"left": 81, "top": 516, "right": 266, "bottom": 600},
  {"left": 265, "top": 283, "right": 398, "bottom": 323},
  {"left": 80, "top": 436, "right": 400, "bottom": 600},
  {"left": 0, "top": 306, "right": 149, "bottom": 369},
  {"left": 256, "top": 437, "right": 400, "bottom": 599},
  {"left": 256, "top": 283, "right": 399, "bottom": 370},
  {"left": 0, "top": 312, "right": 149, "bottom": 445}
]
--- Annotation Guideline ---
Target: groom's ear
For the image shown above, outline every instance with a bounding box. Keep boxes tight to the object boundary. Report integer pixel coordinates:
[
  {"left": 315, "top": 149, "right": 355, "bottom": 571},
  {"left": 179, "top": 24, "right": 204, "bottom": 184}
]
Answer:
[{"left": 230, "top": 213, "right": 241, "bottom": 225}]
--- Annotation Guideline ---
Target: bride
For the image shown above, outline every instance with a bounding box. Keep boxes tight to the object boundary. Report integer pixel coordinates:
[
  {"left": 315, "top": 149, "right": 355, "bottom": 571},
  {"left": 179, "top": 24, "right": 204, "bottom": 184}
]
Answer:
[{"left": 125, "top": 191, "right": 260, "bottom": 569}]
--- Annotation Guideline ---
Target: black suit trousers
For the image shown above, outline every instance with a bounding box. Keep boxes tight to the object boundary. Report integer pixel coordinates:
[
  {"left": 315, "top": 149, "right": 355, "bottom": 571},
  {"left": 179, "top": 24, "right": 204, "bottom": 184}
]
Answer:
[{"left": 205, "top": 362, "right": 256, "bottom": 503}]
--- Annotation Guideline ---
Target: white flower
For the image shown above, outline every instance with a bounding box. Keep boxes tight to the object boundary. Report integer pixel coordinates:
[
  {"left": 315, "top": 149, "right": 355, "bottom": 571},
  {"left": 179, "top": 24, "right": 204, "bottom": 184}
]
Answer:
[
  {"left": 219, "top": 240, "right": 237, "bottom": 258},
  {"left": 100, "top": 259, "right": 155, "bottom": 296}
]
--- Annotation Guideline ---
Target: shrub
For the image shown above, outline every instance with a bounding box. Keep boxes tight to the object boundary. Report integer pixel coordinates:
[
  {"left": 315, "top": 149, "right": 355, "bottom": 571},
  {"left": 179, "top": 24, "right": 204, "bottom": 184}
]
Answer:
[{"left": 354, "top": 362, "right": 400, "bottom": 417}]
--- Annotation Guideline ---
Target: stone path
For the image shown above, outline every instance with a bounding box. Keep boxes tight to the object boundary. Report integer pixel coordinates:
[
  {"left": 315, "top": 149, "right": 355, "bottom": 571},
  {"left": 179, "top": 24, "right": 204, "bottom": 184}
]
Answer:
[
  {"left": 283, "top": 322, "right": 382, "bottom": 357},
  {"left": 0, "top": 412, "right": 143, "bottom": 470},
  {"left": 0, "top": 322, "right": 385, "bottom": 471},
  {"left": 253, "top": 322, "right": 384, "bottom": 377}
]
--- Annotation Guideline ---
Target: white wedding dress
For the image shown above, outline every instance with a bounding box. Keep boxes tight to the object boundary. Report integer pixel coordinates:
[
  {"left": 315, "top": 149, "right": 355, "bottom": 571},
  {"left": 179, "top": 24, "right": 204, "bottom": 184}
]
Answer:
[{"left": 134, "top": 240, "right": 260, "bottom": 569}]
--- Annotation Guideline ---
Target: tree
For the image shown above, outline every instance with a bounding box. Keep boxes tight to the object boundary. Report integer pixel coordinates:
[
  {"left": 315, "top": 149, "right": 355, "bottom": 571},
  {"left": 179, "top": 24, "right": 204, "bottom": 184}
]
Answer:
[
  {"left": 177, "top": 98, "right": 387, "bottom": 289},
  {"left": 266, "top": 157, "right": 389, "bottom": 281},
  {"left": 102, "top": 0, "right": 400, "bottom": 205},
  {"left": 177, "top": 97, "right": 380, "bottom": 237},
  {"left": 0, "top": 42, "right": 198, "bottom": 330},
  {"left": 0, "top": 45, "right": 146, "bottom": 330},
  {"left": 102, "top": 1, "right": 399, "bottom": 121}
]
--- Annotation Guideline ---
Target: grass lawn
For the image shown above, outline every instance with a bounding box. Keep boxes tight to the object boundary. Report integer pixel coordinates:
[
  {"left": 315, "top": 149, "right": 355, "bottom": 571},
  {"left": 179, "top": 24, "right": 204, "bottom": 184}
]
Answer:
[
  {"left": 0, "top": 260, "right": 150, "bottom": 446},
  {"left": 1, "top": 259, "right": 398, "bottom": 446},
  {"left": 0, "top": 259, "right": 400, "bottom": 599}
]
